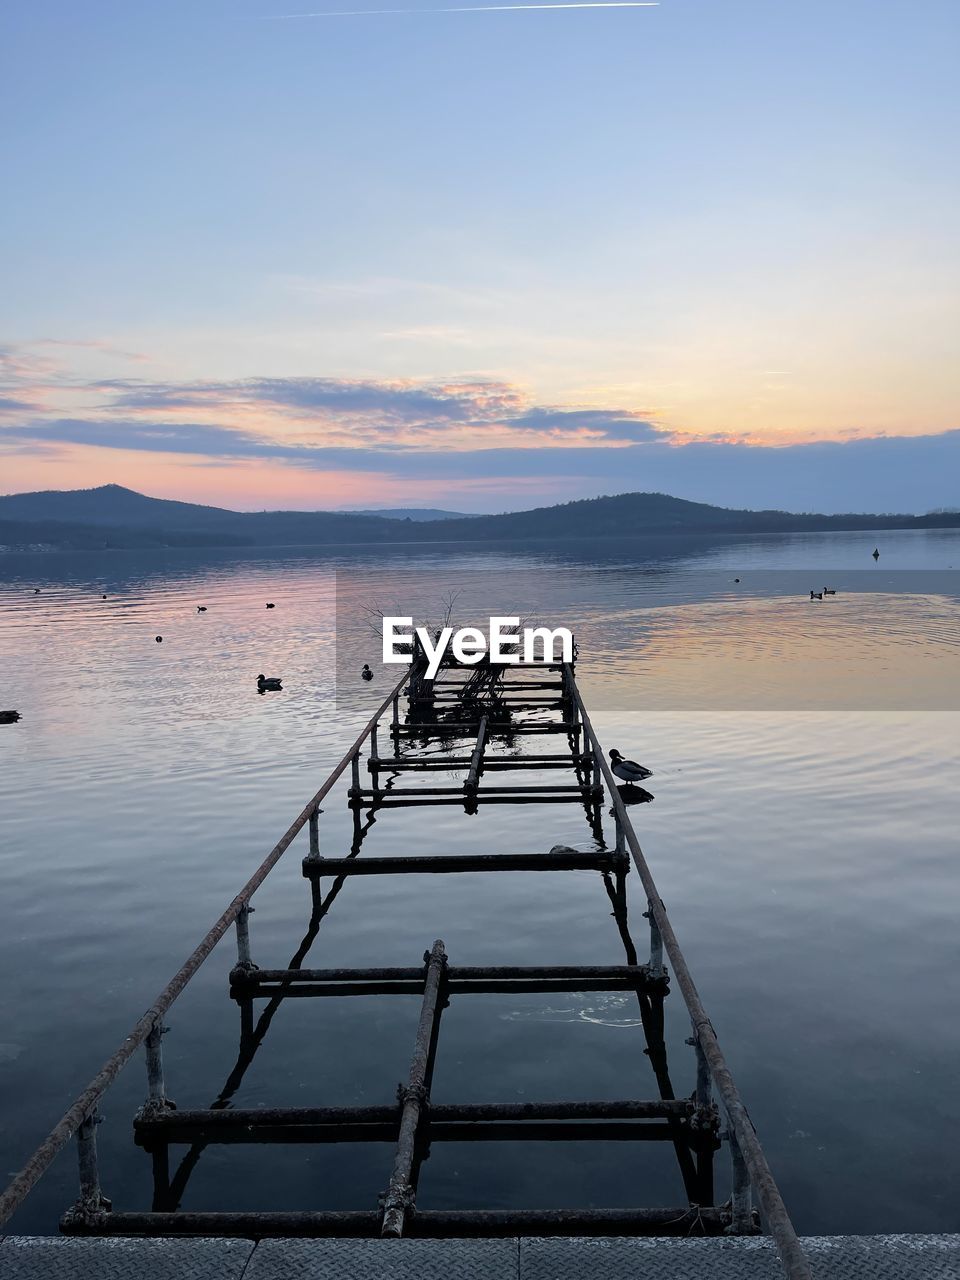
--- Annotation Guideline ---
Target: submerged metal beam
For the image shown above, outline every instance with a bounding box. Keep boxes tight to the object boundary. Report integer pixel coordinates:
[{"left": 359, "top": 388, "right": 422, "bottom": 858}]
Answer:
[{"left": 300, "top": 851, "right": 619, "bottom": 876}]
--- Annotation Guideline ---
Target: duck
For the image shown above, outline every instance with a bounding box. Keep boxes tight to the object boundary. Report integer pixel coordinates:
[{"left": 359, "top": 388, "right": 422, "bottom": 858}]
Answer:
[
  {"left": 609, "top": 749, "right": 652, "bottom": 783},
  {"left": 823, "top": 587, "right": 836, "bottom": 596},
  {"left": 361, "top": 664, "right": 373, "bottom": 682},
  {"left": 257, "top": 673, "right": 283, "bottom": 691},
  {"left": 0, "top": 710, "right": 21, "bottom": 725},
  {"left": 810, "top": 590, "right": 823, "bottom": 600},
  {"left": 266, "top": 602, "right": 276, "bottom": 609}
]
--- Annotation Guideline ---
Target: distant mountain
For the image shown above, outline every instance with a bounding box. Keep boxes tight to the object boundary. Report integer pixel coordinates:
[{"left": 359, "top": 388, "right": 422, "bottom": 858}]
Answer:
[
  {"left": 343, "top": 507, "right": 473, "bottom": 521},
  {"left": 1, "top": 484, "right": 958, "bottom": 552}
]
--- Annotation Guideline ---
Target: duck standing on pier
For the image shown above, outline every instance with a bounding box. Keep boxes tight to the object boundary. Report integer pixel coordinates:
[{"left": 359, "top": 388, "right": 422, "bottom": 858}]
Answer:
[{"left": 609, "top": 749, "right": 653, "bottom": 783}]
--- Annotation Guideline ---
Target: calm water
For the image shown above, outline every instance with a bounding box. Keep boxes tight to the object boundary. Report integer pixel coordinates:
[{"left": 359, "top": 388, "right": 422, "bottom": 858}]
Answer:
[{"left": 1, "top": 529, "right": 958, "bottom": 1235}]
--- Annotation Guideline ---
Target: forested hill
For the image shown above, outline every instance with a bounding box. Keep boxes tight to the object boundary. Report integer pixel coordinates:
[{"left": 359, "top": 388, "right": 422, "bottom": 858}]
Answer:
[{"left": 1, "top": 484, "right": 957, "bottom": 551}]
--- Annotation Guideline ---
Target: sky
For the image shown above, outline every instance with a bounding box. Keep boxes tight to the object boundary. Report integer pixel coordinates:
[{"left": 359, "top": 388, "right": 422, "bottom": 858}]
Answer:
[{"left": 1, "top": 0, "right": 958, "bottom": 514}]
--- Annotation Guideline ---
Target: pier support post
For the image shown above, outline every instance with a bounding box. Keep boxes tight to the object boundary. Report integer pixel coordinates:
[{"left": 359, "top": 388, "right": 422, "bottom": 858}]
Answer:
[
  {"left": 62, "top": 1112, "right": 111, "bottom": 1226},
  {"left": 644, "top": 900, "right": 666, "bottom": 980},
  {"left": 349, "top": 751, "right": 361, "bottom": 802},
  {"left": 235, "top": 904, "right": 256, "bottom": 972},
  {"left": 727, "top": 1125, "right": 754, "bottom": 1233},
  {"left": 370, "top": 723, "right": 380, "bottom": 794},
  {"left": 144, "top": 1020, "right": 172, "bottom": 1113},
  {"left": 307, "top": 805, "right": 321, "bottom": 861}
]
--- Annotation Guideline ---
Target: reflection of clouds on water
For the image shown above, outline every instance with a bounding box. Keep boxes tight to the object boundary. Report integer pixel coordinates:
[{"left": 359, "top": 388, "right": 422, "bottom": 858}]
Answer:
[{"left": 499, "top": 993, "right": 644, "bottom": 1029}]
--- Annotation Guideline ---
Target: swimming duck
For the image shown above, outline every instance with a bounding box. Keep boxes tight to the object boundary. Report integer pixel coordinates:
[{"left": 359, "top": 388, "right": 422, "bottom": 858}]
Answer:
[
  {"left": 257, "top": 673, "right": 282, "bottom": 691},
  {"left": 266, "top": 602, "right": 276, "bottom": 609},
  {"left": 197, "top": 605, "right": 207, "bottom": 612},
  {"left": 810, "top": 591, "right": 823, "bottom": 600},
  {"left": 361, "top": 664, "right": 373, "bottom": 682},
  {"left": 0, "top": 710, "right": 21, "bottom": 725},
  {"left": 823, "top": 588, "right": 836, "bottom": 595},
  {"left": 609, "top": 749, "right": 652, "bottom": 783}
]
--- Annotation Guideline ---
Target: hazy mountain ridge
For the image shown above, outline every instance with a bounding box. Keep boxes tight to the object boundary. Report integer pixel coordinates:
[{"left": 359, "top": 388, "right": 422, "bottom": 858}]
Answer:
[{"left": 1, "top": 484, "right": 958, "bottom": 552}]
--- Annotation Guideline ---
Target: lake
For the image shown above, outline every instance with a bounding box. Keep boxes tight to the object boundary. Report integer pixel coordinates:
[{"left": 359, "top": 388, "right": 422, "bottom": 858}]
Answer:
[{"left": 1, "top": 528, "right": 958, "bottom": 1236}]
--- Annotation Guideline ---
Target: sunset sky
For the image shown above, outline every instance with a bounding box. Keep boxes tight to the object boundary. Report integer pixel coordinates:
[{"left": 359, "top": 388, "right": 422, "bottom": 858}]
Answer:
[{"left": 1, "top": 0, "right": 958, "bottom": 513}]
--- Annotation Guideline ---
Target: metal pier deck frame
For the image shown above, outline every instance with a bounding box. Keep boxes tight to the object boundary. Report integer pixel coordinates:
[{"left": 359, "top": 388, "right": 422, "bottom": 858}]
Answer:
[{"left": 0, "top": 655, "right": 813, "bottom": 1279}]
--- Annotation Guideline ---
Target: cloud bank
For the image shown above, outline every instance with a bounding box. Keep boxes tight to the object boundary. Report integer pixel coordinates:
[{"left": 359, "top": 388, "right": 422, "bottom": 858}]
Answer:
[{"left": 2, "top": 352, "right": 958, "bottom": 514}]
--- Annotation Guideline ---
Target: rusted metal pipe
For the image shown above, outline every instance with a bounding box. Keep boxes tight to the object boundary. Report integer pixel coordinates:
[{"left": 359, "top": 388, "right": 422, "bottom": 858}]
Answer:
[
  {"left": 380, "top": 940, "right": 447, "bottom": 1237},
  {"left": 563, "top": 667, "right": 811, "bottom": 1280},
  {"left": 0, "top": 670, "right": 409, "bottom": 1229}
]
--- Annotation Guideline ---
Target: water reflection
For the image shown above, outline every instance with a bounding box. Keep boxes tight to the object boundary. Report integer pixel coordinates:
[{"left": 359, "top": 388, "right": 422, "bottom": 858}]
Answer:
[{"left": 1, "top": 531, "right": 959, "bottom": 1236}]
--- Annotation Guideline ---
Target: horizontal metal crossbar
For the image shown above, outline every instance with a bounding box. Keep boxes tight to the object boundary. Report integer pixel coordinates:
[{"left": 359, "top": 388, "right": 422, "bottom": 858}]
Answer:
[
  {"left": 301, "top": 851, "right": 621, "bottom": 876},
  {"left": 353, "top": 784, "right": 592, "bottom": 797},
  {"left": 234, "top": 963, "right": 654, "bottom": 984},
  {"left": 61, "top": 1206, "right": 733, "bottom": 1238},
  {"left": 137, "top": 1099, "right": 693, "bottom": 1131},
  {"left": 390, "top": 722, "right": 579, "bottom": 735},
  {"left": 369, "top": 755, "right": 588, "bottom": 770},
  {"left": 231, "top": 964, "right": 662, "bottom": 998},
  {"left": 135, "top": 1100, "right": 700, "bottom": 1147},
  {"left": 368, "top": 795, "right": 592, "bottom": 807},
  {"left": 134, "top": 1121, "right": 691, "bottom": 1145}
]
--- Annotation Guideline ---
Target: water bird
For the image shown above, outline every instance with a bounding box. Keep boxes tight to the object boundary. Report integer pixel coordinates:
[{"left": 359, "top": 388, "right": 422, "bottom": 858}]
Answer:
[
  {"left": 609, "top": 749, "right": 652, "bottom": 783},
  {"left": 155, "top": 635, "right": 163, "bottom": 643},
  {"left": 0, "top": 710, "right": 21, "bottom": 725},
  {"left": 258, "top": 673, "right": 283, "bottom": 691},
  {"left": 872, "top": 548, "right": 880, "bottom": 560},
  {"left": 197, "top": 605, "right": 207, "bottom": 612},
  {"left": 823, "top": 588, "right": 836, "bottom": 595},
  {"left": 266, "top": 602, "right": 276, "bottom": 609},
  {"left": 810, "top": 591, "right": 823, "bottom": 600},
  {"left": 361, "top": 663, "right": 373, "bottom": 681}
]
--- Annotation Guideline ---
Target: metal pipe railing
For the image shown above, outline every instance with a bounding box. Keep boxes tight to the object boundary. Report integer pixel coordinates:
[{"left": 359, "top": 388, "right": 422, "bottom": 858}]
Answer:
[
  {"left": 561, "top": 664, "right": 812, "bottom": 1280},
  {"left": 0, "top": 670, "right": 410, "bottom": 1229}
]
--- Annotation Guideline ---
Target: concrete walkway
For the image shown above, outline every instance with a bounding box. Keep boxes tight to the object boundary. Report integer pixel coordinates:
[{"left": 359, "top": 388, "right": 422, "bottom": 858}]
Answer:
[{"left": 2, "top": 1235, "right": 959, "bottom": 1279}]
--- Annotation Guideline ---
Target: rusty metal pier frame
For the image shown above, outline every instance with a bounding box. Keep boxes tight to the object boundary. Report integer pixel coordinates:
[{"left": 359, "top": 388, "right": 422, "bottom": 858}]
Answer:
[{"left": 0, "top": 654, "right": 813, "bottom": 1279}]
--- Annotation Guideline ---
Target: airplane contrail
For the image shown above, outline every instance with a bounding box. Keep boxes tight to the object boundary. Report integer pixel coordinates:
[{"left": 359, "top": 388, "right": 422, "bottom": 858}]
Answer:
[{"left": 265, "top": 2, "right": 658, "bottom": 17}]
